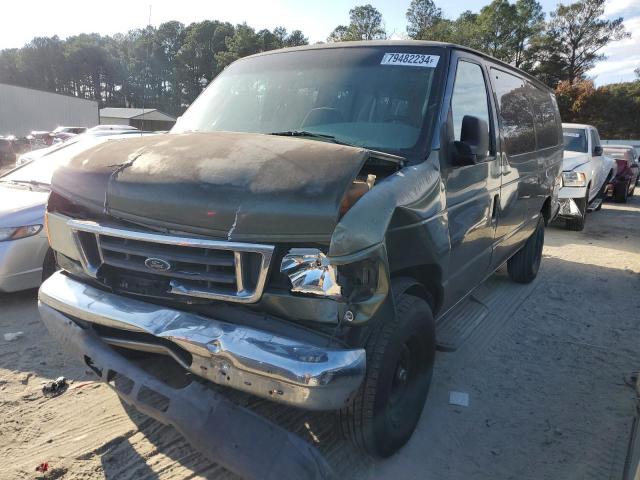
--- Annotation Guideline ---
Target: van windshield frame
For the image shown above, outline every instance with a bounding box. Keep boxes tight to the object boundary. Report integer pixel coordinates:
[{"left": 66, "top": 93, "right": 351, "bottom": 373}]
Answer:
[{"left": 173, "top": 46, "right": 448, "bottom": 163}]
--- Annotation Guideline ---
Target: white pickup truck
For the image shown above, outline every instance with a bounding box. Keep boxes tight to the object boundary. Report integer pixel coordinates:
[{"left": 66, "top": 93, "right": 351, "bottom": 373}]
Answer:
[{"left": 558, "top": 123, "right": 616, "bottom": 231}]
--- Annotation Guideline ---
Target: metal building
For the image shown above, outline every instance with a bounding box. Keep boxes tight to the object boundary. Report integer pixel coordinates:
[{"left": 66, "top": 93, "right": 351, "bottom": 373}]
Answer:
[
  {"left": 99, "top": 108, "right": 176, "bottom": 131},
  {"left": 0, "top": 83, "right": 99, "bottom": 137}
]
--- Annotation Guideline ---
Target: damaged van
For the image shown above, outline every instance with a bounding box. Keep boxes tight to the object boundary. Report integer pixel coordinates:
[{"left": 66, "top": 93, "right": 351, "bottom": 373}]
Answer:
[{"left": 39, "top": 41, "right": 562, "bottom": 477}]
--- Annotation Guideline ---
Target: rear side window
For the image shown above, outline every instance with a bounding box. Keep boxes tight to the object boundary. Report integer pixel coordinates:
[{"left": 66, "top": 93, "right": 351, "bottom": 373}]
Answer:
[
  {"left": 530, "top": 86, "right": 560, "bottom": 149},
  {"left": 491, "top": 68, "right": 536, "bottom": 156}
]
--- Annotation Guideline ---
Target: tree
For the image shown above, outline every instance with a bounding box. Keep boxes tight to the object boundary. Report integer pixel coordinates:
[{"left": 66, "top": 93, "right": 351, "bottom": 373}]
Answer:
[
  {"left": 475, "top": 0, "right": 519, "bottom": 61},
  {"left": 328, "top": 25, "right": 352, "bottom": 42},
  {"left": 543, "top": 0, "right": 629, "bottom": 84},
  {"left": 635, "top": 67, "right": 640, "bottom": 79},
  {"left": 512, "top": 0, "right": 545, "bottom": 67},
  {"left": 328, "top": 4, "right": 386, "bottom": 42},
  {"left": 406, "top": 0, "right": 443, "bottom": 39}
]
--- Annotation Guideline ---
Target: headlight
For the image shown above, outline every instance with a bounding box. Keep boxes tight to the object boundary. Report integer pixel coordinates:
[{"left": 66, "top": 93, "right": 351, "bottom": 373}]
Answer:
[
  {"left": 280, "top": 248, "right": 342, "bottom": 299},
  {"left": 562, "top": 171, "right": 587, "bottom": 187},
  {"left": 0, "top": 225, "right": 43, "bottom": 242}
]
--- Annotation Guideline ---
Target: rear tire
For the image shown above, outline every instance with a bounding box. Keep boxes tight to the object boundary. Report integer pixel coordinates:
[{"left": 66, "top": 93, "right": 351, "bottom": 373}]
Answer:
[
  {"left": 508, "top": 216, "right": 544, "bottom": 284},
  {"left": 614, "top": 181, "right": 630, "bottom": 203},
  {"left": 340, "top": 293, "right": 436, "bottom": 458}
]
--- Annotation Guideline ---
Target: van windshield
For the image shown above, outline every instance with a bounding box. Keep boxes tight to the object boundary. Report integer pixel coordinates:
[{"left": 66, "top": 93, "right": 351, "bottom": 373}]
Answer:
[
  {"left": 173, "top": 46, "right": 445, "bottom": 159},
  {"left": 563, "top": 128, "right": 588, "bottom": 153}
]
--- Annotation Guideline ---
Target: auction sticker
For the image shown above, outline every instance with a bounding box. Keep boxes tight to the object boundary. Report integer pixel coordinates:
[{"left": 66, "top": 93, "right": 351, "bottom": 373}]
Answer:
[
  {"left": 563, "top": 132, "right": 580, "bottom": 137},
  {"left": 381, "top": 53, "right": 439, "bottom": 67}
]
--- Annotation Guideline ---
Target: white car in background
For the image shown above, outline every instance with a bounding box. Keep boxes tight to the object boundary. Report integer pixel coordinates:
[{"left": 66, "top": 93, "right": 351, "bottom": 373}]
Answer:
[
  {"left": 557, "top": 123, "right": 616, "bottom": 231},
  {"left": 0, "top": 132, "right": 155, "bottom": 292},
  {"left": 15, "top": 126, "right": 143, "bottom": 167}
]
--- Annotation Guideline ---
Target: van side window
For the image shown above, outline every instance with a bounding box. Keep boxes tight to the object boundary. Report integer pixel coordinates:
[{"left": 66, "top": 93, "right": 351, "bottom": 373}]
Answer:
[
  {"left": 530, "top": 85, "right": 559, "bottom": 149},
  {"left": 491, "top": 68, "right": 536, "bottom": 156},
  {"left": 450, "top": 60, "right": 491, "bottom": 156}
]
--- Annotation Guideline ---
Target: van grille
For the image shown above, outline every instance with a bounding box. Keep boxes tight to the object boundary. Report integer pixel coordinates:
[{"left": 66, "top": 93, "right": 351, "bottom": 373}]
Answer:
[{"left": 67, "top": 220, "right": 274, "bottom": 303}]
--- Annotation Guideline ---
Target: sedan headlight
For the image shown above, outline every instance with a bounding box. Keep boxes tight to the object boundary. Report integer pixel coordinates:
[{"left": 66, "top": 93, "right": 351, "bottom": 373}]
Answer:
[
  {"left": 562, "top": 171, "right": 587, "bottom": 187},
  {"left": 0, "top": 225, "right": 43, "bottom": 242},
  {"left": 280, "top": 248, "right": 342, "bottom": 299}
]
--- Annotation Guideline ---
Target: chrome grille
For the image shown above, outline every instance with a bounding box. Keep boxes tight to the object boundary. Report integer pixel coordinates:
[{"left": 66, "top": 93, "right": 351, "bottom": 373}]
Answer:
[{"left": 67, "top": 219, "right": 274, "bottom": 303}]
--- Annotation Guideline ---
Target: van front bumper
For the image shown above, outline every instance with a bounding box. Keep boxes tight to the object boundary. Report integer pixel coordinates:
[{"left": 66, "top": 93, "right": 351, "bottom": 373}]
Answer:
[
  {"left": 38, "top": 272, "right": 366, "bottom": 410},
  {"left": 38, "top": 298, "right": 334, "bottom": 479}
]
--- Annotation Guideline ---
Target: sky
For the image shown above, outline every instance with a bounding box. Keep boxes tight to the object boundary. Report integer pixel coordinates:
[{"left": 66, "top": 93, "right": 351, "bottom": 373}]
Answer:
[{"left": 0, "top": 0, "right": 638, "bottom": 85}]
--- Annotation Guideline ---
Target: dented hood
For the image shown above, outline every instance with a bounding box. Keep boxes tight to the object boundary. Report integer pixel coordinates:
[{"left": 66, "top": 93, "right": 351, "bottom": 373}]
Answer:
[{"left": 51, "top": 132, "right": 370, "bottom": 241}]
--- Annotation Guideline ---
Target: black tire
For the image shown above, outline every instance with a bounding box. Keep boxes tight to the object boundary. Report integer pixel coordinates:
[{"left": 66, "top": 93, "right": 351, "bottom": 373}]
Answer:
[
  {"left": 42, "top": 248, "right": 57, "bottom": 282},
  {"left": 508, "top": 216, "right": 544, "bottom": 284},
  {"left": 565, "top": 189, "right": 588, "bottom": 231},
  {"left": 614, "top": 180, "right": 630, "bottom": 203},
  {"left": 340, "top": 293, "right": 436, "bottom": 458}
]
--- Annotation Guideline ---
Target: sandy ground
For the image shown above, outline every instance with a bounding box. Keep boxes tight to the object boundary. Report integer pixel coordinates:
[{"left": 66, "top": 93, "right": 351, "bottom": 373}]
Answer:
[{"left": 1, "top": 193, "right": 639, "bottom": 480}]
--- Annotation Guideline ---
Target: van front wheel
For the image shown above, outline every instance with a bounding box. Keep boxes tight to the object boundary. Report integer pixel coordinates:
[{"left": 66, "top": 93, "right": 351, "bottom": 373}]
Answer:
[
  {"left": 507, "top": 216, "right": 544, "bottom": 284},
  {"left": 340, "top": 293, "right": 435, "bottom": 458}
]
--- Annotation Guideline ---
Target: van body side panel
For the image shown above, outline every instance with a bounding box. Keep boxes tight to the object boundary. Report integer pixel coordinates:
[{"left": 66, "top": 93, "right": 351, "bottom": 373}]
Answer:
[{"left": 434, "top": 51, "right": 502, "bottom": 311}]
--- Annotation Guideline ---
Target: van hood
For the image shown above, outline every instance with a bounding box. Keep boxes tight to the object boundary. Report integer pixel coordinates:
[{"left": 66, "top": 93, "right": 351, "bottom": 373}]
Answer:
[
  {"left": 51, "top": 132, "right": 371, "bottom": 242},
  {"left": 562, "top": 151, "right": 590, "bottom": 171}
]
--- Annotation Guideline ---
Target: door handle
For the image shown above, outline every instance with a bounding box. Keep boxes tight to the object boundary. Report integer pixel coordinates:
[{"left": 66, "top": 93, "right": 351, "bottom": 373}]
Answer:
[{"left": 491, "top": 194, "right": 499, "bottom": 221}]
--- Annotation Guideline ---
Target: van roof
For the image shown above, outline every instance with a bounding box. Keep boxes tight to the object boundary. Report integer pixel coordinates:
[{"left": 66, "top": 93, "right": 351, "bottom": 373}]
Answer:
[{"left": 244, "top": 40, "right": 554, "bottom": 93}]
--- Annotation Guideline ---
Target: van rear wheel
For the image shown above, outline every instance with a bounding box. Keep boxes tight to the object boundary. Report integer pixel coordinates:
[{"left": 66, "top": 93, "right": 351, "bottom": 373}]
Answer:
[
  {"left": 508, "top": 216, "right": 544, "bottom": 284},
  {"left": 340, "top": 293, "right": 435, "bottom": 458}
]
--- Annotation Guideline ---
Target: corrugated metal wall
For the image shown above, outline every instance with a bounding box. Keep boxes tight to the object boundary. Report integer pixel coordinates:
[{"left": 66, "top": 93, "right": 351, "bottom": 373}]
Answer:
[{"left": 0, "top": 83, "right": 99, "bottom": 136}]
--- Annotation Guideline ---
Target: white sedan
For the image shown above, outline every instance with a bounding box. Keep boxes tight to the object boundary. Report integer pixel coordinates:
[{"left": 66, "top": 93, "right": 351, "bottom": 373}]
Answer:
[{"left": 0, "top": 132, "right": 155, "bottom": 292}]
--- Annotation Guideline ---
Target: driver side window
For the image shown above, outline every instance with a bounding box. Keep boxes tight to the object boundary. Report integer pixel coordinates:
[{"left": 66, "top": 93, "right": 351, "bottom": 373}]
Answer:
[{"left": 450, "top": 60, "right": 492, "bottom": 156}]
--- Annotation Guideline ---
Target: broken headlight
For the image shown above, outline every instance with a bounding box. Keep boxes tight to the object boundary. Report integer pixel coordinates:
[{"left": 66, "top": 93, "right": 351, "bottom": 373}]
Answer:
[{"left": 280, "top": 248, "right": 342, "bottom": 299}]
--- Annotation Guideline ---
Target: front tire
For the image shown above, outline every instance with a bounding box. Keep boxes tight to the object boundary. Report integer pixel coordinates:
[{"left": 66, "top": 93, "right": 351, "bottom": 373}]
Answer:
[
  {"left": 614, "top": 180, "right": 630, "bottom": 203},
  {"left": 340, "top": 293, "right": 436, "bottom": 458},
  {"left": 565, "top": 189, "right": 588, "bottom": 231},
  {"left": 41, "top": 248, "right": 57, "bottom": 282},
  {"left": 508, "top": 216, "right": 544, "bottom": 284}
]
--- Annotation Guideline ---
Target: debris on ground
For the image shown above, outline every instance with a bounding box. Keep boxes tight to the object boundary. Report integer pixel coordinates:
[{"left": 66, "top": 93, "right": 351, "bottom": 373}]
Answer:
[
  {"left": 42, "top": 377, "right": 68, "bottom": 398},
  {"left": 35, "top": 462, "right": 48, "bottom": 473},
  {"left": 449, "top": 391, "right": 470, "bottom": 407},
  {"left": 3, "top": 331, "right": 23, "bottom": 341}
]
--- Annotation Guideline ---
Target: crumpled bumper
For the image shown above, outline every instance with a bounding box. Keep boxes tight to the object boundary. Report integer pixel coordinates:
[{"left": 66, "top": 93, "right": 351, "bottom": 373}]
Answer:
[
  {"left": 557, "top": 198, "right": 583, "bottom": 219},
  {"left": 38, "top": 302, "right": 335, "bottom": 479},
  {"left": 38, "top": 272, "right": 366, "bottom": 410}
]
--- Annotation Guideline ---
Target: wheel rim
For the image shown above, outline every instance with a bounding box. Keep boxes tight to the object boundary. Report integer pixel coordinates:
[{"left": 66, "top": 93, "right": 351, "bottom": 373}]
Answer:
[{"left": 387, "top": 337, "right": 427, "bottom": 429}]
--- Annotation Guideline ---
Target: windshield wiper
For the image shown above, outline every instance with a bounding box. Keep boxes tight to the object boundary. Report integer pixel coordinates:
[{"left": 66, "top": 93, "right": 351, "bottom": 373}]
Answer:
[{"left": 268, "top": 130, "right": 356, "bottom": 147}]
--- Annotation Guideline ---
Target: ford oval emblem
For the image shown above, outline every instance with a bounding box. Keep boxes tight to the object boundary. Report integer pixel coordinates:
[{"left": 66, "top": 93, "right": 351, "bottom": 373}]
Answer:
[{"left": 144, "top": 257, "right": 171, "bottom": 272}]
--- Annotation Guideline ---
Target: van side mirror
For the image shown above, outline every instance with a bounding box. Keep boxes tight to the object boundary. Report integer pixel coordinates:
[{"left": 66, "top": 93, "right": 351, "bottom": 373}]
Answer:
[
  {"left": 593, "top": 145, "right": 603, "bottom": 156},
  {"left": 452, "top": 115, "right": 489, "bottom": 166}
]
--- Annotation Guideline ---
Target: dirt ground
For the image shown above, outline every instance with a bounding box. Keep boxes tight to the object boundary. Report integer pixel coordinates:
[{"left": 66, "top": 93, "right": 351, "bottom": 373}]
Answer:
[{"left": 1, "top": 193, "right": 639, "bottom": 480}]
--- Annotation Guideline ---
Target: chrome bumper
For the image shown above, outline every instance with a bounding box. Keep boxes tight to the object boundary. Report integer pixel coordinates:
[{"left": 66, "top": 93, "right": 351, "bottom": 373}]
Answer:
[
  {"left": 38, "top": 272, "right": 366, "bottom": 410},
  {"left": 557, "top": 198, "right": 583, "bottom": 219},
  {"left": 37, "top": 301, "right": 334, "bottom": 479}
]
